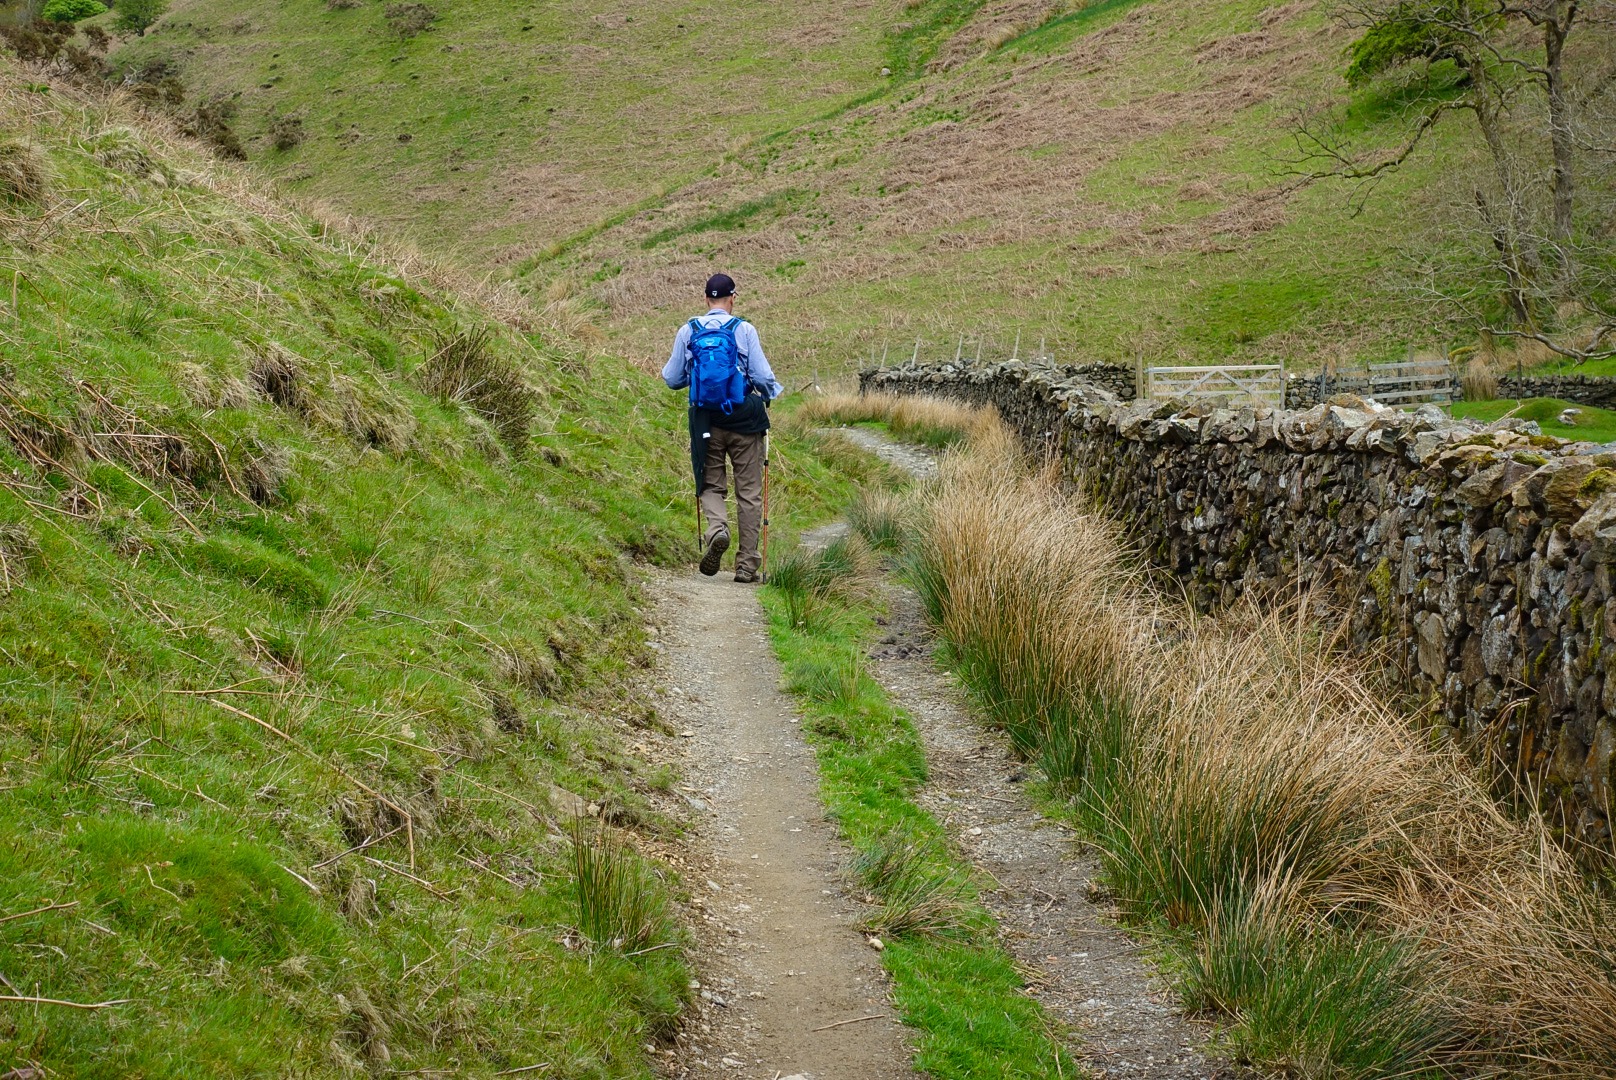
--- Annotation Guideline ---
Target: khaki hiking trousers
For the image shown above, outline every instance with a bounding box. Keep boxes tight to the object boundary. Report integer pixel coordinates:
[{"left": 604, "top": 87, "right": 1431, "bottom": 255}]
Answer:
[{"left": 699, "top": 426, "right": 764, "bottom": 577}]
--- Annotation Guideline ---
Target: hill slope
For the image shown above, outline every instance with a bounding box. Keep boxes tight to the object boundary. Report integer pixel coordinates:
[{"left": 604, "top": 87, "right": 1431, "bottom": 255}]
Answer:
[
  {"left": 114, "top": 0, "right": 894, "bottom": 267},
  {"left": 0, "top": 64, "right": 866, "bottom": 1078},
  {"left": 118, "top": 0, "right": 1490, "bottom": 373}
]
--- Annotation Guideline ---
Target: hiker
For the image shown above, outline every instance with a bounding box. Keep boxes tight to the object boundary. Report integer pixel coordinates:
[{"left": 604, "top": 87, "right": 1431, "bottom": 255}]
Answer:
[{"left": 663, "top": 273, "right": 784, "bottom": 583}]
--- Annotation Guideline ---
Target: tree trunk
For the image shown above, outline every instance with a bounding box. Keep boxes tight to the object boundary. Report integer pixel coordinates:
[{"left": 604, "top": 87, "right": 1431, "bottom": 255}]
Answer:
[
  {"left": 1468, "top": 50, "right": 1542, "bottom": 324},
  {"left": 1544, "top": 1, "right": 1578, "bottom": 251}
]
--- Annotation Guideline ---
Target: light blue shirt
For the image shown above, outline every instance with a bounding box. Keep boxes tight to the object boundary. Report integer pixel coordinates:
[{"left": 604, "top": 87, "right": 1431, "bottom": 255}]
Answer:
[{"left": 663, "top": 309, "right": 785, "bottom": 401}]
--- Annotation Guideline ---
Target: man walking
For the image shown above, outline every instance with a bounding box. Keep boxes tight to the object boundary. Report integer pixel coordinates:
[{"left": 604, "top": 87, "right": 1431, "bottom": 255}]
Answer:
[{"left": 663, "top": 273, "right": 784, "bottom": 583}]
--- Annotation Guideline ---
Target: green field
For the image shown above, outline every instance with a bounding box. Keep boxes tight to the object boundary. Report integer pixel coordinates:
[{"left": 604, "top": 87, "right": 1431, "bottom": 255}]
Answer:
[{"left": 1453, "top": 397, "right": 1616, "bottom": 445}]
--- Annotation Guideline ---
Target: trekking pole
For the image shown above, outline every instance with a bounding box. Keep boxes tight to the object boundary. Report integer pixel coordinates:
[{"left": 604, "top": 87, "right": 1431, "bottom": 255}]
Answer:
[{"left": 760, "top": 431, "right": 772, "bottom": 582}]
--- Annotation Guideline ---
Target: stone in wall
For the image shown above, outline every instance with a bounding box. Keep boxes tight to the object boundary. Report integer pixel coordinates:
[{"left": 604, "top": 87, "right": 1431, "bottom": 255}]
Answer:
[{"left": 862, "top": 362, "right": 1616, "bottom": 857}]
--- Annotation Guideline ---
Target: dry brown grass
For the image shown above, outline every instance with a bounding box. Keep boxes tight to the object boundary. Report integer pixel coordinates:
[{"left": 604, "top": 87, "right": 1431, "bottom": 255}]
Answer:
[
  {"left": 793, "top": 391, "right": 1005, "bottom": 449},
  {"left": 0, "top": 137, "right": 47, "bottom": 206},
  {"left": 912, "top": 414, "right": 1616, "bottom": 1076},
  {"left": 1462, "top": 352, "right": 1501, "bottom": 400}
]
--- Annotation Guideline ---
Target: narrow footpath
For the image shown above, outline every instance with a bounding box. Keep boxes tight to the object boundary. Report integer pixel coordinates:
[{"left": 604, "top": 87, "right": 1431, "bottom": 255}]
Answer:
[{"left": 652, "top": 572, "right": 918, "bottom": 1080}]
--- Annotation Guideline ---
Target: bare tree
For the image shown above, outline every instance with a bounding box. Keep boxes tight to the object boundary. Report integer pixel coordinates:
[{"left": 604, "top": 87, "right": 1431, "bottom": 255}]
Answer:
[{"left": 1299, "top": 1, "right": 1616, "bottom": 361}]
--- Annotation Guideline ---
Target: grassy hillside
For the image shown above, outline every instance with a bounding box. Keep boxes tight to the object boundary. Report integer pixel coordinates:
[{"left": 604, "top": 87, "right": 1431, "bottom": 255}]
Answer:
[
  {"left": 0, "top": 64, "right": 867, "bottom": 1078},
  {"left": 113, "top": 0, "right": 893, "bottom": 267},
  {"left": 117, "top": 0, "right": 1489, "bottom": 374}
]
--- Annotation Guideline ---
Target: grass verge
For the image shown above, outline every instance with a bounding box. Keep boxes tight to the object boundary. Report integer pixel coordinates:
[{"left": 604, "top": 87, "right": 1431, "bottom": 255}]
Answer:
[{"left": 760, "top": 526, "right": 1075, "bottom": 1079}]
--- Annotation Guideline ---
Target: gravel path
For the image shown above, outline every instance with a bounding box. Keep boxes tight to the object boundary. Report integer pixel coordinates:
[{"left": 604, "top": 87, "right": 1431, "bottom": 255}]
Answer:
[
  {"left": 651, "top": 572, "right": 918, "bottom": 1080},
  {"left": 869, "top": 588, "right": 1227, "bottom": 1078}
]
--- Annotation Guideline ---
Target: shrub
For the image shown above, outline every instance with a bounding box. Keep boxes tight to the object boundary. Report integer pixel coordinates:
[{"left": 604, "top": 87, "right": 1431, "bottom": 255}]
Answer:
[
  {"left": 41, "top": 0, "right": 107, "bottom": 23},
  {"left": 121, "top": 58, "right": 186, "bottom": 110},
  {"left": 384, "top": 3, "right": 436, "bottom": 39},
  {"left": 0, "top": 18, "right": 72, "bottom": 62},
  {"left": 0, "top": 139, "right": 49, "bottom": 206},
  {"left": 187, "top": 95, "right": 247, "bottom": 160},
  {"left": 113, "top": 0, "right": 168, "bottom": 37}
]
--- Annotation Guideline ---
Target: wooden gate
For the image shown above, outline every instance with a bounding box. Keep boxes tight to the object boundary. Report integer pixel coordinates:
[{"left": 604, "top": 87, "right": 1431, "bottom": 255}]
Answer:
[
  {"left": 1367, "top": 359, "right": 1455, "bottom": 407},
  {"left": 1143, "top": 364, "right": 1286, "bottom": 408}
]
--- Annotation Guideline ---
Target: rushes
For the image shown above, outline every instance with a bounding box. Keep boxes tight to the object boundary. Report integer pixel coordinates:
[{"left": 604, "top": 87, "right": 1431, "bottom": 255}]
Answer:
[
  {"left": 570, "top": 817, "right": 672, "bottom": 954},
  {"left": 766, "top": 533, "right": 873, "bottom": 628},
  {"left": 915, "top": 432, "right": 1616, "bottom": 1077},
  {"left": 852, "top": 836, "right": 977, "bottom": 939},
  {"left": 795, "top": 391, "right": 1000, "bottom": 449},
  {"left": 847, "top": 488, "right": 912, "bottom": 553}
]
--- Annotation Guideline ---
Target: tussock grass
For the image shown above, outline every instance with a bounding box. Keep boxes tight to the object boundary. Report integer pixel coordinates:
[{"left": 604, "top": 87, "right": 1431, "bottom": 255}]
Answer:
[
  {"left": 851, "top": 836, "right": 976, "bottom": 939},
  {"left": 570, "top": 817, "right": 675, "bottom": 953},
  {"left": 847, "top": 488, "right": 914, "bottom": 553},
  {"left": 415, "top": 326, "right": 538, "bottom": 453},
  {"left": 0, "top": 137, "right": 47, "bottom": 205},
  {"left": 795, "top": 391, "right": 1000, "bottom": 450},
  {"left": 914, "top": 423, "right": 1616, "bottom": 1078},
  {"left": 1460, "top": 353, "right": 1500, "bottom": 401},
  {"left": 765, "top": 532, "right": 874, "bottom": 628}
]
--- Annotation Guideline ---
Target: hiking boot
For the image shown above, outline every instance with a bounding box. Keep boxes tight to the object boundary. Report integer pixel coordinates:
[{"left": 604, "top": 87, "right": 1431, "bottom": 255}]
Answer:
[
  {"left": 699, "top": 530, "right": 729, "bottom": 576},
  {"left": 734, "top": 570, "right": 761, "bottom": 584}
]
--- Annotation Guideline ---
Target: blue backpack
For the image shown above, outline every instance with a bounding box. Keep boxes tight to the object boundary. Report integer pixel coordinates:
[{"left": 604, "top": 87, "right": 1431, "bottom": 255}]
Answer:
[{"left": 687, "top": 317, "right": 749, "bottom": 414}]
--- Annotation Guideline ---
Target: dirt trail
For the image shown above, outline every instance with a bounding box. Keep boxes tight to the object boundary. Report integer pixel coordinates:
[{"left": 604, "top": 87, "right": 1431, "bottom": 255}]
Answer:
[{"left": 652, "top": 572, "right": 918, "bottom": 1080}]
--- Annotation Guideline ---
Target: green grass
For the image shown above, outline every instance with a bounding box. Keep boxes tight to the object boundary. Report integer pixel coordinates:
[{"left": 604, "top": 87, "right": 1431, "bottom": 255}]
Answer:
[
  {"left": 0, "top": 66, "right": 870, "bottom": 1078},
  {"left": 1453, "top": 397, "right": 1616, "bottom": 443},
  {"left": 642, "top": 188, "right": 813, "bottom": 248},
  {"left": 99, "top": 0, "right": 1504, "bottom": 376},
  {"left": 761, "top": 531, "right": 1075, "bottom": 1079},
  {"left": 885, "top": 0, "right": 989, "bottom": 79},
  {"left": 995, "top": 0, "right": 1155, "bottom": 56}
]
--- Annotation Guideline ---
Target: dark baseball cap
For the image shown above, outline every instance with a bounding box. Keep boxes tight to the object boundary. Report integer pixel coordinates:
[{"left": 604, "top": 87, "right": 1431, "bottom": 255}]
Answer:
[{"left": 705, "top": 273, "right": 736, "bottom": 299}]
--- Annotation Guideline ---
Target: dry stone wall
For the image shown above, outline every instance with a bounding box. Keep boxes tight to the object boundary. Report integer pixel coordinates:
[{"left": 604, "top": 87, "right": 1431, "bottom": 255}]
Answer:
[
  {"left": 862, "top": 361, "right": 1616, "bottom": 854},
  {"left": 1498, "top": 374, "right": 1616, "bottom": 411}
]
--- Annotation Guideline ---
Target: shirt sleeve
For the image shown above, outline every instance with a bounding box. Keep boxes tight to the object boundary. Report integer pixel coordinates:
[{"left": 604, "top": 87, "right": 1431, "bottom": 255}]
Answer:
[
  {"left": 663, "top": 324, "right": 691, "bottom": 390},
  {"left": 740, "top": 322, "right": 785, "bottom": 400}
]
